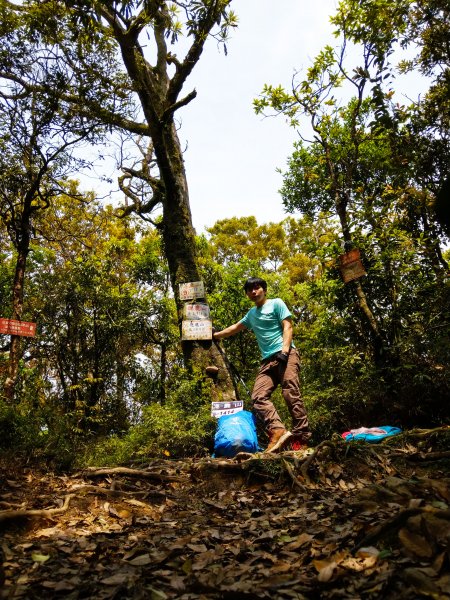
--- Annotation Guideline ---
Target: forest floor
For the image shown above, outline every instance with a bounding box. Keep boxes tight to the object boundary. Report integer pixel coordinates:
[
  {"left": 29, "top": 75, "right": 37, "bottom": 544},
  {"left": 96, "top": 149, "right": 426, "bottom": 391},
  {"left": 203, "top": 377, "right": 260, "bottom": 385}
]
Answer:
[{"left": 1, "top": 429, "right": 450, "bottom": 600}]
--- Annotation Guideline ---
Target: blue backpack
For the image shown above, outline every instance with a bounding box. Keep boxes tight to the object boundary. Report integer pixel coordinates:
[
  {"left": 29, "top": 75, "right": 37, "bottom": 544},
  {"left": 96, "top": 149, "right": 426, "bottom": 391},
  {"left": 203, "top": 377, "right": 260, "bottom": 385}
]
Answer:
[{"left": 214, "top": 411, "right": 260, "bottom": 457}]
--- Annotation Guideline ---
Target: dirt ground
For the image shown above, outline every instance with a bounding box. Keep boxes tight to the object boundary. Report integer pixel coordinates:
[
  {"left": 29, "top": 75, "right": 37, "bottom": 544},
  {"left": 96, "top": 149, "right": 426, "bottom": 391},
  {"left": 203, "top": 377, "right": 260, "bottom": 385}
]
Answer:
[{"left": 1, "top": 429, "right": 450, "bottom": 599}]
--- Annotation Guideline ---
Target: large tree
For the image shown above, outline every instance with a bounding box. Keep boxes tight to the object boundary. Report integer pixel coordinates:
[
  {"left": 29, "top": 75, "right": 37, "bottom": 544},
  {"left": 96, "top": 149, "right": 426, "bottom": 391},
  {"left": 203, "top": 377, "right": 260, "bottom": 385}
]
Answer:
[{"left": 1, "top": 0, "right": 239, "bottom": 401}]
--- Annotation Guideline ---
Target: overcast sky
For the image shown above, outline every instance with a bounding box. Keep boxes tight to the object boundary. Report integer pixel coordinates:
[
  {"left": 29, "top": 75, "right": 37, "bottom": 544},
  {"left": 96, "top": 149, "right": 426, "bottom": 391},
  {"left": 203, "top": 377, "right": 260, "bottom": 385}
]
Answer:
[{"left": 180, "top": 0, "right": 339, "bottom": 233}]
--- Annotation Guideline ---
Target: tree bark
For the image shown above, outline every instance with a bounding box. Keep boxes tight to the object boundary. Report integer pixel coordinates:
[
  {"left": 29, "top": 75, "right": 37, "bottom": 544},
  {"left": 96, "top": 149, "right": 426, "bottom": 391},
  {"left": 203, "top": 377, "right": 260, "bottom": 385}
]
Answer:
[
  {"left": 335, "top": 193, "right": 386, "bottom": 362},
  {"left": 4, "top": 229, "right": 30, "bottom": 402},
  {"left": 113, "top": 13, "right": 237, "bottom": 401}
]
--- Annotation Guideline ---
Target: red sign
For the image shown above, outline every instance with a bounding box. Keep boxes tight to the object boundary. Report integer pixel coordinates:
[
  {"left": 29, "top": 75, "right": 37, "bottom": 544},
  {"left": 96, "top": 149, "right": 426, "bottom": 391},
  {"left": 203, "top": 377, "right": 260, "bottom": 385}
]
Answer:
[
  {"left": 0, "top": 318, "right": 36, "bottom": 337},
  {"left": 339, "top": 249, "right": 367, "bottom": 284}
]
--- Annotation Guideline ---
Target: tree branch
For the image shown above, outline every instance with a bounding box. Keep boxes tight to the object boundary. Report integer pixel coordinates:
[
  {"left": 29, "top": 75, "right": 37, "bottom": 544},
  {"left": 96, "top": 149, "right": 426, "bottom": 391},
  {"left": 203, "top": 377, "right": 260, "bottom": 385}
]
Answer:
[{"left": 161, "top": 89, "right": 197, "bottom": 122}]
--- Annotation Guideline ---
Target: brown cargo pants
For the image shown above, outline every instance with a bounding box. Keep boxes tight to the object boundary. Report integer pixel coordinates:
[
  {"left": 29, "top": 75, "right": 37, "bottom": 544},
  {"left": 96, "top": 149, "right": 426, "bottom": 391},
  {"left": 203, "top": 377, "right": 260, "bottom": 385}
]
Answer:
[{"left": 251, "top": 349, "right": 311, "bottom": 442}]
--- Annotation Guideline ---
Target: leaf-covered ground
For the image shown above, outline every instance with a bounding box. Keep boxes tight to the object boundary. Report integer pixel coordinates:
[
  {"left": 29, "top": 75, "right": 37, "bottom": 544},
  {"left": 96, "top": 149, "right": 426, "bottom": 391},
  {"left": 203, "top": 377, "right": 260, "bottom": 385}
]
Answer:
[{"left": 1, "top": 429, "right": 450, "bottom": 599}]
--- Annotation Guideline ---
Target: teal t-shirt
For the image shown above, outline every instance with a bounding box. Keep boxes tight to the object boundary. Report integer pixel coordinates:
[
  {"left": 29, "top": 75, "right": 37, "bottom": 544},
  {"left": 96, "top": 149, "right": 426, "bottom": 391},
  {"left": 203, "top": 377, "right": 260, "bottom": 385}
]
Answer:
[{"left": 240, "top": 298, "right": 294, "bottom": 360}]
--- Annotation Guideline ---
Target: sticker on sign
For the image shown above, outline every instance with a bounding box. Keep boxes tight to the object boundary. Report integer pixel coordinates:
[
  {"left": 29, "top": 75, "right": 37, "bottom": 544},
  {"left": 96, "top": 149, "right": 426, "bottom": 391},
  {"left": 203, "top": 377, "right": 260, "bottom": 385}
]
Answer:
[
  {"left": 181, "top": 319, "right": 212, "bottom": 340},
  {"left": 211, "top": 400, "right": 244, "bottom": 418},
  {"left": 179, "top": 281, "right": 205, "bottom": 301},
  {"left": 183, "top": 303, "right": 210, "bottom": 320}
]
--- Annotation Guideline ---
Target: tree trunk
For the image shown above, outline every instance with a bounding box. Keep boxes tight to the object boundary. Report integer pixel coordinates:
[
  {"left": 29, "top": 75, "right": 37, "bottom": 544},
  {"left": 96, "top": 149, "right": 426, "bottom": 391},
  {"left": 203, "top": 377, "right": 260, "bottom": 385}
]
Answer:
[
  {"left": 4, "top": 235, "right": 29, "bottom": 402},
  {"left": 155, "top": 123, "right": 237, "bottom": 401},
  {"left": 117, "top": 33, "right": 238, "bottom": 402},
  {"left": 159, "top": 342, "right": 166, "bottom": 404},
  {"left": 335, "top": 193, "right": 386, "bottom": 362}
]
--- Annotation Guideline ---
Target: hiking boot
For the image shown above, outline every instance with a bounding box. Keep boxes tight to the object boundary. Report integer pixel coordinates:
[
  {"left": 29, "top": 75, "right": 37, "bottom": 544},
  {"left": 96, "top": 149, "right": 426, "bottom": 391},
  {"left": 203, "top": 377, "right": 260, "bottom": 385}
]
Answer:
[
  {"left": 290, "top": 438, "right": 308, "bottom": 452},
  {"left": 265, "top": 429, "right": 292, "bottom": 453}
]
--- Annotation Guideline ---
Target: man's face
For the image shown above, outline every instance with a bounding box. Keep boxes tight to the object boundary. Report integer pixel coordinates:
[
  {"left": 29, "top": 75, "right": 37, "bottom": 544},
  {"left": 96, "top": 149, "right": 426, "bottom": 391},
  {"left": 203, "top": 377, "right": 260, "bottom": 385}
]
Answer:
[{"left": 246, "top": 284, "right": 266, "bottom": 306}]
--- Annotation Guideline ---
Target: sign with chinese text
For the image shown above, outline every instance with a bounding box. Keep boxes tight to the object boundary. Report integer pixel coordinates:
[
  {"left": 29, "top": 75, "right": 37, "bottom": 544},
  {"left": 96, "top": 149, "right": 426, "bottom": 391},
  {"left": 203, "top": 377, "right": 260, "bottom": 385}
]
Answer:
[
  {"left": 211, "top": 400, "right": 244, "bottom": 418},
  {"left": 339, "top": 249, "right": 366, "bottom": 283},
  {"left": 0, "top": 318, "right": 36, "bottom": 337},
  {"left": 179, "top": 281, "right": 205, "bottom": 301},
  {"left": 181, "top": 319, "right": 212, "bottom": 340},
  {"left": 183, "top": 303, "right": 210, "bottom": 320}
]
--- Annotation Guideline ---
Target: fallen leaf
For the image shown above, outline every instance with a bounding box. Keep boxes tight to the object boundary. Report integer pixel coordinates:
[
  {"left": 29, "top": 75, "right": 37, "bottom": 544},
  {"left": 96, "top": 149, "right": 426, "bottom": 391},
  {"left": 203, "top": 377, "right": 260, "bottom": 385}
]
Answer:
[
  {"left": 268, "top": 560, "right": 292, "bottom": 574},
  {"left": 109, "top": 505, "right": 132, "bottom": 519},
  {"left": 1, "top": 543, "right": 14, "bottom": 560},
  {"left": 148, "top": 587, "right": 168, "bottom": 600},
  {"left": 128, "top": 553, "right": 152, "bottom": 566},
  {"left": 31, "top": 551, "right": 51, "bottom": 563},
  {"left": 285, "top": 532, "right": 314, "bottom": 550},
  {"left": 35, "top": 527, "right": 62, "bottom": 538},
  {"left": 342, "top": 555, "right": 378, "bottom": 571},
  {"left": 316, "top": 560, "right": 338, "bottom": 582},
  {"left": 169, "top": 574, "right": 186, "bottom": 592},
  {"left": 356, "top": 546, "right": 380, "bottom": 558},
  {"left": 101, "top": 572, "right": 130, "bottom": 585},
  {"left": 124, "top": 499, "right": 149, "bottom": 508},
  {"left": 187, "top": 543, "right": 208, "bottom": 553},
  {"left": 54, "top": 580, "right": 78, "bottom": 592},
  {"left": 402, "top": 567, "right": 440, "bottom": 595},
  {"left": 181, "top": 558, "right": 192, "bottom": 575},
  {"left": 399, "top": 528, "right": 434, "bottom": 559}
]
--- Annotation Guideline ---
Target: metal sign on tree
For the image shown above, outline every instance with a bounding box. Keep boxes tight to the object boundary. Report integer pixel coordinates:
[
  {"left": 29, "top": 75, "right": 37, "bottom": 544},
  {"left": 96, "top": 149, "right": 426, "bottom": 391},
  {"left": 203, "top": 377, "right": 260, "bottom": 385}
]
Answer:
[
  {"left": 179, "top": 281, "right": 212, "bottom": 340},
  {"left": 339, "top": 249, "right": 367, "bottom": 283},
  {"left": 0, "top": 318, "right": 36, "bottom": 337}
]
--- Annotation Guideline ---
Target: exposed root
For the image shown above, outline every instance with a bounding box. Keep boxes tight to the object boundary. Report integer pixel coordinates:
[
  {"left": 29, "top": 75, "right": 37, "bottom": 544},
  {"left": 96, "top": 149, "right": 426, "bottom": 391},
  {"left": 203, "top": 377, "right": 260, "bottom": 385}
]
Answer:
[
  {"left": 300, "top": 440, "right": 335, "bottom": 484},
  {"left": 281, "top": 458, "right": 306, "bottom": 491},
  {"left": 67, "top": 484, "right": 167, "bottom": 499},
  {"left": 0, "top": 494, "right": 74, "bottom": 523},
  {"left": 82, "top": 466, "right": 188, "bottom": 483}
]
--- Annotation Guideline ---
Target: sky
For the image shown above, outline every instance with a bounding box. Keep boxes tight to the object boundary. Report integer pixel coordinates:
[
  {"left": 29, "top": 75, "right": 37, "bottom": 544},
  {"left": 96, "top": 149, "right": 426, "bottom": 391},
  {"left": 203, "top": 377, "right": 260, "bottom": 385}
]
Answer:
[
  {"left": 83, "top": 0, "right": 425, "bottom": 235},
  {"left": 179, "top": 0, "right": 339, "bottom": 233}
]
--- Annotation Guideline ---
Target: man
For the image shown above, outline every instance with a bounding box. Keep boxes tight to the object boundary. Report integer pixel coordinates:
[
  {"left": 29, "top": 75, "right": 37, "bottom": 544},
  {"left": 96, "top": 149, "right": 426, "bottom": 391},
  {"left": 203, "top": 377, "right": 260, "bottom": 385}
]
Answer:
[{"left": 213, "top": 277, "right": 311, "bottom": 453}]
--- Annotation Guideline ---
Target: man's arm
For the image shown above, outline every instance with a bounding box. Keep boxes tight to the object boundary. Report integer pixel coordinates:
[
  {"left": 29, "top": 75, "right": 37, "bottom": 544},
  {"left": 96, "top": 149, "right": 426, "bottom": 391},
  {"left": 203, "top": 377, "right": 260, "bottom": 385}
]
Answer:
[
  {"left": 281, "top": 318, "right": 293, "bottom": 354},
  {"left": 213, "top": 321, "right": 247, "bottom": 340}
]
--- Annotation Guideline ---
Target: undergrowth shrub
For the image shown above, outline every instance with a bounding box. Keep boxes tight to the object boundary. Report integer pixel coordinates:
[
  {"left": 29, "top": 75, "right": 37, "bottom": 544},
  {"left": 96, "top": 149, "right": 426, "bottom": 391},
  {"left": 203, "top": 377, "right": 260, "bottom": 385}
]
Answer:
[
  {"left": 0, "top": 399, "right": 43, "bottom": 453},
  {"left": 84, "top": 403, "right": 215, "bottom": 466},
  {"left": 83, "top": 368, "right": 217, "bottom": 466}
]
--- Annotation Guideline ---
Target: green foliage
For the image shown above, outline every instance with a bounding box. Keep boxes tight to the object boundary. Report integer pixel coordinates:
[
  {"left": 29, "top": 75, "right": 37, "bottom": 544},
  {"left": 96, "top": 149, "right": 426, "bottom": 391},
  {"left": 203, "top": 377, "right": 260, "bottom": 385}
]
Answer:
[
  {"left": 0, "top": 400, "right": 40, "bottom": 451},
  {"left": 0, "top": 372, "right": 83, "bottom": 471},
  {"left": 0, "top": 188, "right": 181, "bottom": 438},
  {"left": 84, "top": 368, "right": 216, "bottom": 465},
  {"left": 252, "top": 0, "right": 450, "bottom": 426}
]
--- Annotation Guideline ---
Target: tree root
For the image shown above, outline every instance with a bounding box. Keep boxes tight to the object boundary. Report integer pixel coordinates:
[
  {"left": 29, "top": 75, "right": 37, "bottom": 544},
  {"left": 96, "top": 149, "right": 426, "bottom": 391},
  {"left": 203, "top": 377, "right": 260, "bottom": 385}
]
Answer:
[
  {"left": 282, "top": 458, "right": 306, "bottom": 491},
  {"left": 68, "top": 484, "right": 167, "bottom": 499},
  {"left": 196, "top": 444, "right": 338, "bottom": 486},
  {"left": 82, "top": 466, "right": 188, "bottom": 483},
  {"left": 402, "top": 426, "right": 450, "bottom": 439},
  {"left": 0, "top": 494, "right": 74, "bottom": 523},
  {"left": 0, "top": 501, "right": 23, "bottom": 510},
  {"left": 299, "top": 440, "right": 336, "bottom": 484}
]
